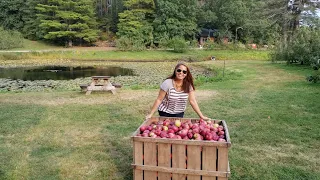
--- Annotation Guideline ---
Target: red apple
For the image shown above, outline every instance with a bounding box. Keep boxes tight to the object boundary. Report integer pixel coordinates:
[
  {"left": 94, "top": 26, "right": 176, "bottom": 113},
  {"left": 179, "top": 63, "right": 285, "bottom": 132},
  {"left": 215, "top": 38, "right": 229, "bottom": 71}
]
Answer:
[
  {"left": 142, "top": 133, "right": 149, "bottom": 137},
  {"left": 167, "top": 129, "right": 174, "bottom": 134},
  {"left": 191, "top": 124, "right": 199, "bottom": 129},
  {"left": 163, "top": 120, "right": 170, "bottom": 126},
  {"left": 147, "top": 126, "right": 153, "bottom": 131},
  {"left": 140, "top": 125, "right": 147, "bottom": 132},
  {"left": 171, "top": 126, "right": 179, "bottom": 133},
  {"left": 155, "top": 129, "right": 162, "bottom": 136},
  {"left": 205, "top": 133, "right": 213, "bottom": 140},
  {"left": 182, "top": 123, "right": 190, "bottom": 130},
  {"left": 178, "top": 129, "right": 188, "bottom": 138},
  {"left": 192, "top": 128, "right": 199, "bottom": 134},
  {"left": 160, "top": 131, "right": 167, "bottom": 138},
  {"left": 167, "top": 133, "right": 175, "bottom": 139},
  {"left": 218, "top": 131, "right": 225, "bottom": 136}
]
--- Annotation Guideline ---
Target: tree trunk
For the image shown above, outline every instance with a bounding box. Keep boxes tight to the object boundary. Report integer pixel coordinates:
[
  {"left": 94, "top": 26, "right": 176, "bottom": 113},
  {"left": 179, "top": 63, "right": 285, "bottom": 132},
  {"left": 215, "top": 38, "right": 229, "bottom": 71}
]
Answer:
[
  {"left": 68, "top": 39, "right": 73, "bottom": 47},
  {"left": 65, "top": 39, "right": 73, "bottom": 48}
]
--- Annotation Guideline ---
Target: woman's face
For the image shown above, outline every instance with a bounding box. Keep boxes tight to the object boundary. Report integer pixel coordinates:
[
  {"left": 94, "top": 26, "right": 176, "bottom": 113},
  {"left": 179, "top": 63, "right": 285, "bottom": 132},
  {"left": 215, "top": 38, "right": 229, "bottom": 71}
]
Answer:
[{"left": 175, "top": 65, "right": 188, "bottom": 80}]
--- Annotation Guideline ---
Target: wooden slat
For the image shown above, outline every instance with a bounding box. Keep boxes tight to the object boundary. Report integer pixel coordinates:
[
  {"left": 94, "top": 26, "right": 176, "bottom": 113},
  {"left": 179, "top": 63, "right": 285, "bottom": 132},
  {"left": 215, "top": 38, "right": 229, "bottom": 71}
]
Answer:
[
  {"left": 187, "top": 145, "right": 201, "bottom": 180},
  {"left": 132, "top": 136, "right": 229, "bottom": 147},
  {"left": 132, "top": 164, "right": 229, "bottom": 177},
  {"left": 91, "top": 76, "right": 111, "bottom": 79},
  {"left": 158, "top": 143, "right": 171, "bottom": 180},
  {"left": 202, "top": 146, "right": 217, "bottom": 180},
  {"left": 213, "top": 119, "right": 222, "bottom": 124},
  {"left": 221, "top": 120, "right": 232, "bottom": 147},
  {"left": 217, "top": 147, "right": 228, "bottom": 180},
  {"left": 85, "top": 81, "right": 95, "bottom": 95},
  {"left": 133, "top": 141, "right": 143, "bottom": 180},
  {"left": 172, "top": 144, "right": 186, "bottom": 180},
  {"left": 144, "top": 142, "right": 157, "bottom": 180}
]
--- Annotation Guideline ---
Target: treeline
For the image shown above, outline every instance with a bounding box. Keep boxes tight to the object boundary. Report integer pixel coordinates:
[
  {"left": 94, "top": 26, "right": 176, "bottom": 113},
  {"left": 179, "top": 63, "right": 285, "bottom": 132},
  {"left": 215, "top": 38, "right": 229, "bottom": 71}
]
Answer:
[{"left": 0, "top": 0, "right": 319, "bottom": 51}]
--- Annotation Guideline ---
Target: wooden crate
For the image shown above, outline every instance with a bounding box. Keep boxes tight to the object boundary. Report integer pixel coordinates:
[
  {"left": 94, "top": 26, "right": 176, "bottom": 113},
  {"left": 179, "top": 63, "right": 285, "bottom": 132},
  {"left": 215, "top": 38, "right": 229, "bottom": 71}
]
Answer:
[{"left": 131, "top": 117, "right": 231, "bottom": 180}]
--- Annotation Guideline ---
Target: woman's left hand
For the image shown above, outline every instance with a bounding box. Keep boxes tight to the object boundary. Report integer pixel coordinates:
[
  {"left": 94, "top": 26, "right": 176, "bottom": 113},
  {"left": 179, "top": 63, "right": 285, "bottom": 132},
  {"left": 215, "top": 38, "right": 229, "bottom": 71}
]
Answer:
[{"left": 200, "top": 116, "right": 210, "bottom": 120}]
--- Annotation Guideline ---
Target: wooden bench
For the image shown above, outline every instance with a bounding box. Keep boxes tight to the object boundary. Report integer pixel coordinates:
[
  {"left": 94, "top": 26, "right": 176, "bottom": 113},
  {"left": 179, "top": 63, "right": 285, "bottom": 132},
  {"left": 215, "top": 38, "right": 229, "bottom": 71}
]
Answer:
[
  {"left": 80, "top": 83, "right": 122, "bottom": 91},
  {"left": 81, "top": 76, "right": 121, "bottom": 95}
]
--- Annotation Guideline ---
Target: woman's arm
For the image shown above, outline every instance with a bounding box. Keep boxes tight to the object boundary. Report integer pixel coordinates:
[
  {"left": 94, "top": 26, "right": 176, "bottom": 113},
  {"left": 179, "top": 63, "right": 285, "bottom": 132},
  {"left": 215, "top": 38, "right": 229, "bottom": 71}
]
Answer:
[
  {"left": 146, "top": 89, "right": 167, "bottom": 119},
  {"left": 189, "top": 90, "right": 208, "bottom": 120}
]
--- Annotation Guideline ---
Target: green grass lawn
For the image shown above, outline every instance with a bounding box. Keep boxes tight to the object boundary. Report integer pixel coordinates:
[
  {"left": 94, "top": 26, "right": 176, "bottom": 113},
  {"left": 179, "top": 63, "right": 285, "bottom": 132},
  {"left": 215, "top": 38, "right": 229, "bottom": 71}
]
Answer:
[
  {"left": 1, "top": 43, "right": 269, "bottom": 62},
  {"left": 0, "top": 59, "right": 319, "bottom": 179},
  {"left": 12, "top": 39, "right": 64, "bottom": 51}
]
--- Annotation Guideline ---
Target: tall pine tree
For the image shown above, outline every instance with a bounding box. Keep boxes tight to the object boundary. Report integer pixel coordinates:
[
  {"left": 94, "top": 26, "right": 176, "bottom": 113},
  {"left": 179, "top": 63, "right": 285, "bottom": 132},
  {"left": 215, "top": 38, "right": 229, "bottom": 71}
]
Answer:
[
  {"left": 95, "top": 0, "right": 124, "bottom": 33},
  {"left": 117, "top": 0, "right": 155, "bottom": 45},
  {"left": 23, "top": 0, "right": 45, "bottom": 40},
  {"left": 36, "top": 0, "right": 99, "bottom": 47}
]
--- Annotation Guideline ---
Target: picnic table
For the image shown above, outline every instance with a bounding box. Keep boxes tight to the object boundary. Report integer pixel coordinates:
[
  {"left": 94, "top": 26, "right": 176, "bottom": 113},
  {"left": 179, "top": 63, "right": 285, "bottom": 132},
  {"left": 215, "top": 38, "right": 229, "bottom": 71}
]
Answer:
[{"left": 83, "top": 76, "right": 117, "bottom": 95}]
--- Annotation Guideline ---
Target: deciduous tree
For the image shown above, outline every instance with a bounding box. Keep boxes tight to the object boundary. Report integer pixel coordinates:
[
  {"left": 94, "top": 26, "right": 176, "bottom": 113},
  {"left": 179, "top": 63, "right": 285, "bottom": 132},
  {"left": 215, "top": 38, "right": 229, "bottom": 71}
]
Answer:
[
  {"left": 0, "top": 0, "right": 26, "bottom": 31},
  {"left": 153, "top": 0, "right": 198, "bottom": 43}
]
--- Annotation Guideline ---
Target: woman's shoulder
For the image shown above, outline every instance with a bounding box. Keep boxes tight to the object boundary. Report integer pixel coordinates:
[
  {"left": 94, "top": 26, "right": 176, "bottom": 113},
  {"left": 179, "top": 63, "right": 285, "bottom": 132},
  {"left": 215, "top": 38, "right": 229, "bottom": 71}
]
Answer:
[
  {"left": 161, "top": 79, "right": 174, "bottom": 89},
  {"left": 163, "top": 78, "right": 173, "bottom": 84}
]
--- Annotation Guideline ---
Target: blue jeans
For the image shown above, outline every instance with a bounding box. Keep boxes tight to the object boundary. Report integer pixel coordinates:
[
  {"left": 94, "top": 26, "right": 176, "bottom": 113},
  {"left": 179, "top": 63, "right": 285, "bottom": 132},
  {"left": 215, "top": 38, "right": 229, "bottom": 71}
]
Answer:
[{"left": 158, "top": 110, "right": 184, "bottom": 118}]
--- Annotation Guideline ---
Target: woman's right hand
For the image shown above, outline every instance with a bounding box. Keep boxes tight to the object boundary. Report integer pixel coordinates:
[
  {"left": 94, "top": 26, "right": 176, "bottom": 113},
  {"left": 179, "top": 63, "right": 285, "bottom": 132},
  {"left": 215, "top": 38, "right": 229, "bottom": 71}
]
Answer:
[{"left": 145, "top": 114, "right": 152, "bottom": 120}]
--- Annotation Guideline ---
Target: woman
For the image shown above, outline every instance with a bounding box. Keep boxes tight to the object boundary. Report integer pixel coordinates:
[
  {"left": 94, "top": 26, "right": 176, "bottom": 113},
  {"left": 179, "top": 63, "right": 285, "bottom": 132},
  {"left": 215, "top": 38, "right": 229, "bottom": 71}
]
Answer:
[{"left": 146, "top": 62, "right": 208, "bottom": 119}]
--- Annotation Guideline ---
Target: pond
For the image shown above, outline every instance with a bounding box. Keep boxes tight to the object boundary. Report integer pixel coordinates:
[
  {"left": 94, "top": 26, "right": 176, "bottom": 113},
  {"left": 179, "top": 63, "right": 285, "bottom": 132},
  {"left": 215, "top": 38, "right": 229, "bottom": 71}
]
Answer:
[{"left": 0, "top": 66, "right": 135, "bottom": 81}]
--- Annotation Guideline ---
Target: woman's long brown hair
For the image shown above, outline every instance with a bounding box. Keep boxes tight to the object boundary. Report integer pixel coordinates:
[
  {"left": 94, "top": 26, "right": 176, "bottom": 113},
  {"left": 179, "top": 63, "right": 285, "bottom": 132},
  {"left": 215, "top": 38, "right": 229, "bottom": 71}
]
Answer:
[{"left": 167, "top": 62, "right": 195, "bottom": 93}]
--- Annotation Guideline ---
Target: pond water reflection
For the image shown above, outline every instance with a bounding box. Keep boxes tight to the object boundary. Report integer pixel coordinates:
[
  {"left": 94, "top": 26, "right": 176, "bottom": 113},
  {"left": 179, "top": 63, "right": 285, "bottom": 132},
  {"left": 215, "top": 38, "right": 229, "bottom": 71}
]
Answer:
[{"left": 0, "top": 66, "right": 135, "bottom": 81}]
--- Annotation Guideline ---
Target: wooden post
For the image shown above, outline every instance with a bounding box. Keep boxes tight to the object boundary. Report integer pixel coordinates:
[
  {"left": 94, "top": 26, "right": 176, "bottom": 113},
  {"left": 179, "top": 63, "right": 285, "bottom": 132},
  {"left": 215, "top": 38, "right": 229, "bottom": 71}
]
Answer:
[
  {"left": 217, "top": 147, "right": 228, "bottom": 180},
  {"left": 158, "top": 143, "right": 171, "bottom": 180},
  {"left": 172, "top": 144, "right": 186, "bottom": 180},
  {"left": 133, "top": 141, "right": 143, "bottom": 180},
  {"left": 144, "top": 142, "right": 157, "bottom": 180},
  {"left": 202, "top": 146, "right": 217, "bottom": 180},
  {"left": 187, "top": 145, "right": 201, "bottom": 180}
]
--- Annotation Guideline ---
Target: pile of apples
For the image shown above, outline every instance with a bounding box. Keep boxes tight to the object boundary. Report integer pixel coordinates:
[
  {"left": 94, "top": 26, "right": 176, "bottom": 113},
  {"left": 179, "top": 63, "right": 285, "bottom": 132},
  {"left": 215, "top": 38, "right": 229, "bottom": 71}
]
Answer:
[{"left": 136, "top": 119, "right": 226, "bottom": 142}]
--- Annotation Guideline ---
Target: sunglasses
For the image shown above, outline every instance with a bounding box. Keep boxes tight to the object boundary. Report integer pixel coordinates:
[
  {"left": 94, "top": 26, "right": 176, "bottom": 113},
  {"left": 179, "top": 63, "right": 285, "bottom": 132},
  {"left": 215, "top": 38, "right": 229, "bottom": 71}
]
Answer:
[{"left": 176, "top": 69, "right": 187, "bottom": 74}]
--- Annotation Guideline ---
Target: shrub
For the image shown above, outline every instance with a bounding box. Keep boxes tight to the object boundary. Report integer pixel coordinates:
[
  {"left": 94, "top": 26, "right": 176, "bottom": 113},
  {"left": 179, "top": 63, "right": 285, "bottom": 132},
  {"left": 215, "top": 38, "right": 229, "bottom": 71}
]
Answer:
[
  {"left": 116, "top": 37, "right": 132, "bottom": 51},
  {"left": 167, "top": 37, "right": 189, "bottom": 53},
  {"left": 116, "top": 37, "right": 146, "bottom": 51},
  {"left": 306, "top": 70, "right": 320, "bottom": 83},
  {"left": 157, "top": 37, "right": 169, "bottom": 49},
  {"left": 189, "top": 39, "right": 199, "bottom": 48},
  {"left": 271, "top": 28, "right": 320, "bottom": 65},
  {"left": 203, "top": 40, "right": 216, "bottom": 50},
  {"left": 0, "top": 27, "right": 24, "bottom": 50}
]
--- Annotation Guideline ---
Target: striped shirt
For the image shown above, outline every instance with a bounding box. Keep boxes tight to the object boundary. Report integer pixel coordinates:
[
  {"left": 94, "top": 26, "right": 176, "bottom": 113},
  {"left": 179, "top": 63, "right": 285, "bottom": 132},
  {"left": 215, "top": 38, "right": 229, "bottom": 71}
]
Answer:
[{"left": 158, "top": 79, "right": 193, "bottom": 114}]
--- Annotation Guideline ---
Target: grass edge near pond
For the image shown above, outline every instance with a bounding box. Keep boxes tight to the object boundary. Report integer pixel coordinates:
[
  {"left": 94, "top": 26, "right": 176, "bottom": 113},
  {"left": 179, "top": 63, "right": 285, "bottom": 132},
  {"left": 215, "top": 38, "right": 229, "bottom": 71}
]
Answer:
[{"left": 0, "top": 49, "right": 270, "bottom": 62}]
